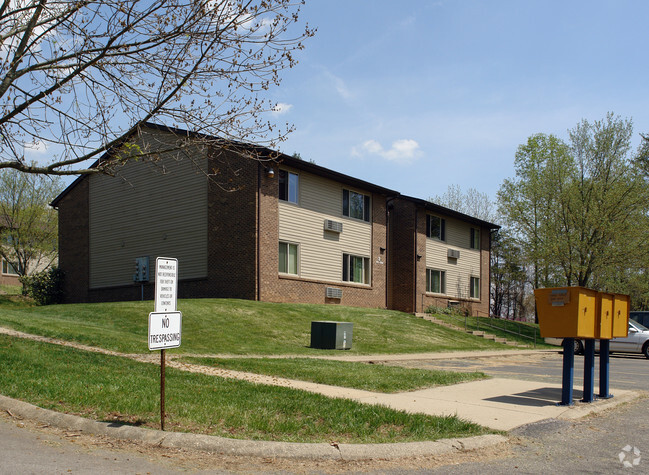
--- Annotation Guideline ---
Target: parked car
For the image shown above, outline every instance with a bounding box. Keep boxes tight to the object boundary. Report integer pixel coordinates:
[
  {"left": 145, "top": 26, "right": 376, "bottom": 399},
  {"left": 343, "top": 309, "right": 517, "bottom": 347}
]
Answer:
[
  {"left": 565, "top": 320, "right": 649, "bottom": 359},
  {"left": 630, "top": 311, "right": 649, "bottom": 327}
]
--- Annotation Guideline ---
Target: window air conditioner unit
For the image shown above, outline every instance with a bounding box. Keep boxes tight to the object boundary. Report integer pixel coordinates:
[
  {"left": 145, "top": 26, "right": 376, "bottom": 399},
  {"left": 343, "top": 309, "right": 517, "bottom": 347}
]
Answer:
[
  {"left": 324, "top": 219, "right": 343, "bottom": 233},
  {"left": 447, "top": 249, "right": 460, "bottom": 259},
  {"left": 326, "top": 287, "right": 343, "bottom": 299}
]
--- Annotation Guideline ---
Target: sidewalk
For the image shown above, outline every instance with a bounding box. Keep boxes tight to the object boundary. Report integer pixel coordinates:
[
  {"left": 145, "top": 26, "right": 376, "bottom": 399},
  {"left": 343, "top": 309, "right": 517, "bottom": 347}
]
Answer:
[
  {"left": 303, "top": 349, "right": 639, "bottom": 430},
  {"left": 168, "top": 350, "right": 637, "bottom": 432}
]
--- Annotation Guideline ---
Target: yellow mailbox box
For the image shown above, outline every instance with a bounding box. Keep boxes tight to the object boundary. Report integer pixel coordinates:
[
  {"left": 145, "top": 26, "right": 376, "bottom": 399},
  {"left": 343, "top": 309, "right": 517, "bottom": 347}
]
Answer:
[
  {"left": 535, "top": 287, "right": 598, "bottom": 338},
  {"left": 612, "top": 293, "right": 630, "bottom": 338},
  {"left": 596, "top": 292, "right": 614, "bottom": 339}
]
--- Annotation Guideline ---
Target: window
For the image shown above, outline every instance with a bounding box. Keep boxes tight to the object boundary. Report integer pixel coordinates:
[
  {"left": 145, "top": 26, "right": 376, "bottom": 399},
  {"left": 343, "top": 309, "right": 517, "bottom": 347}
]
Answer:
[
  {"left": 278, "top": 242, "right": 298, "bottom": 275},
  {"left": 2, "top": 258, "right": 17, "bottom": 275},
  {"left": 426, "top": 269, "right": 446, "bottom": 294},
  {"left": 342, "top": 253, "right": 370, "bottom": 284},
  {"left": 279, "top": 170, "right": 298, "bottom": 204},
  {"left": 470, "top": 276, "right": 480, "bottom": 299},
  {"left": 470, "top": 228, "right": 480, "bottom": 250},
  {"left": 343, "top": 189, "right": 370, "bottom": 222},
  {"left": 426, "top": 215, "right": 446, "bottom": 241}
]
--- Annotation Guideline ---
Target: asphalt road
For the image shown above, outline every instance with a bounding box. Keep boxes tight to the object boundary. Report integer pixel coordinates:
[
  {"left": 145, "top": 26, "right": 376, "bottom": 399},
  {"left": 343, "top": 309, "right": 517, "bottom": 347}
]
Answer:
[
  {"left": 426, "top": 394, "right": 649, "bottom": 475},
  {"left": 0, "top": 412, "right": 185, "bottom": 475},
  {"left": 389, "top": 349, "right": 649, "bottom": 393}
]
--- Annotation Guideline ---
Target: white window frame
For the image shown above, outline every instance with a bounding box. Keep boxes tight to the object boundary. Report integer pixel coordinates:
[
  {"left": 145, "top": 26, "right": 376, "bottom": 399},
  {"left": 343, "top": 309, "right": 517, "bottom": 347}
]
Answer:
[
  {"left": 470, "top": 276, "right": 480, "bottom": 299},
  {"left": 279, "top": 170, "right": 299, "bottom": 204},
  {"left": 342, "top": 253, "right": 370, "bottom": 285},
  {"left": 278, "top": 241, "right": 299, "bottom": 275},
  {"left": 426, "top": 269, "right": 446, "bottom": 294}
]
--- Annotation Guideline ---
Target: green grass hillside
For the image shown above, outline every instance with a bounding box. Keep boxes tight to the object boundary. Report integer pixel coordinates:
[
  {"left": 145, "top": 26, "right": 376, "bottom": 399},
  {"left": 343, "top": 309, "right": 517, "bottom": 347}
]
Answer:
[
  {"left": 0, "top": 334, "right": 491, "bottom": 443},
  {"left": 0, "top": 297, "right": 502, "bottom": 443},
  {"left": 0, "top": 297, "right": 510, "bottom": 355}
]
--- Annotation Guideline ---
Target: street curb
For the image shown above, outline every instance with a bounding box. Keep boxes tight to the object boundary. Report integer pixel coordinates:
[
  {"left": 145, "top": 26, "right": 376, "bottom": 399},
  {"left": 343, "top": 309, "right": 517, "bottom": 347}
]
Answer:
[{"left": 0, "top": 395, "right": 507, "bottom": 461}]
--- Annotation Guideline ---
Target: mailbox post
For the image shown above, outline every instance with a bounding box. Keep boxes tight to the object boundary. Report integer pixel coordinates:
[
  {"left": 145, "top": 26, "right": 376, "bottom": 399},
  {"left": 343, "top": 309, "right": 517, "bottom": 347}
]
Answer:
[
  {"left": 535, "top": 287, "right": 628, "bottom": 406},
  {"left": 596, "top": 292, "right": 614, "bottom": 399},
  {"left": 561, "top": 338, "right": 575, "bottom": 405},
  {"left": 599, "top": 339, "right": 611, "bottom": 398},
  {"left": 582, "top": 339, "right": 595, "bottom": 403}
]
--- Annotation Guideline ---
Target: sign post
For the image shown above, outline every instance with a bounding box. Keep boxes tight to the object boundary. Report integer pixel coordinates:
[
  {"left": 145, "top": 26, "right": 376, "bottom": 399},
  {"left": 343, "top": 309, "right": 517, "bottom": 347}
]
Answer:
[{"left": 148, "top": 257, "right": 180, "bottom": 431}]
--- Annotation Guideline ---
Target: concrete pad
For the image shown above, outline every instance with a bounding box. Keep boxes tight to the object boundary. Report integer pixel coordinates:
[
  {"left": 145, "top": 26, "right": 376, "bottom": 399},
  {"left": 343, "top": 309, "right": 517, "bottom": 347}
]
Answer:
[{"left": 350, "top": 378, "right": 638, "bottom": 431}]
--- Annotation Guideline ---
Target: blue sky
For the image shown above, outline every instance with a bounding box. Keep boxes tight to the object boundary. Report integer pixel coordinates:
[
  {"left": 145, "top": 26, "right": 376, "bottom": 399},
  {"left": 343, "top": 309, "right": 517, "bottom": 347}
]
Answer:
[{"left": 267, "top": 0, "right": 649, "bottom": 203}]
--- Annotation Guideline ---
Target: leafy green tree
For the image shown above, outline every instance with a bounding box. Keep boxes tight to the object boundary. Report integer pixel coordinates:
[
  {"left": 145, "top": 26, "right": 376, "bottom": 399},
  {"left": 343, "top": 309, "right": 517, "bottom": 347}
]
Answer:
[
  {"left": 561, "top": 114, "right": 649, "bottom": 286},
  {"left": 499, "top": 113, "right": 649, "bottom": 291},
  {"left": 0, "top": 170, "right": 63, "bottom": 277},
  {"left": 498, "top": 133, "right": 573, "bottom": 289}
]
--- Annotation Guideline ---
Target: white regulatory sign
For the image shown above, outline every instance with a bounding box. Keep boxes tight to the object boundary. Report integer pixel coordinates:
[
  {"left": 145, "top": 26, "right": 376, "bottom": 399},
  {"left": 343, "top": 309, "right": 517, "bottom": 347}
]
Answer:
[
  {"left": 155, "top": 257, "right": 178, "bottom": 312},
  {"left": 148, "top": 311, "right": 182, "bottom": 350}
]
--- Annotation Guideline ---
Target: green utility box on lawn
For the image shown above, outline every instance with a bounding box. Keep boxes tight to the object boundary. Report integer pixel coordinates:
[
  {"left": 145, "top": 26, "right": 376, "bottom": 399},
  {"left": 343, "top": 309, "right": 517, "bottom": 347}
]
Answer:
[{"left": 310, "top": 321, "right": 353, "bottom": 350}]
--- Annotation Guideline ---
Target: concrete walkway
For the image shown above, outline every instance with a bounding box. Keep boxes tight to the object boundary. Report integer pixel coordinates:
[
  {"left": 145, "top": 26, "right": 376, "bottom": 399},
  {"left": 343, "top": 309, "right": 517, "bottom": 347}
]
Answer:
[{"left": 168, "top": 351, "right": 638, "bottom": 432}]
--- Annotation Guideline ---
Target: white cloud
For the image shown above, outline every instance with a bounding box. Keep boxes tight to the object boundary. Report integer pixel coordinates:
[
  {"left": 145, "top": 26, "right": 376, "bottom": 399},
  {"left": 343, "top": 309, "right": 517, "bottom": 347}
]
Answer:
[
  {"left": 24, "top": 140, "right": 48, "bottom": 154},
  {"left": 352, "top": 139, "right": 422, "bottom": 164},
  {"left": 272, "top": 102, "right": 293, "bottom": 115},
  {"left": 332, "top": 75, "right": 352, "bottom": 100},
  {"left": 320, "top": 68, "right": 353, "bottom": 100}
]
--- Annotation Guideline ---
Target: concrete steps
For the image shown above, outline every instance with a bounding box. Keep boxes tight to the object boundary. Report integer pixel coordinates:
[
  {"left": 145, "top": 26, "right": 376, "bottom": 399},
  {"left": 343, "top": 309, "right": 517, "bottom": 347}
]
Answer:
[{"left": 415, "top": 313, "right": 525, "bottom": 348}]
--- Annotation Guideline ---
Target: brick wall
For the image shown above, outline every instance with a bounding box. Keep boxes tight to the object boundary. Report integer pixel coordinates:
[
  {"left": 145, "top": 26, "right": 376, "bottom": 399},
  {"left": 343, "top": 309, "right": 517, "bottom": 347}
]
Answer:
[
  {"left": 0, "top": 274, "right": 19, "bottom": 286},
  {"left": 205, "top": 148, "right": 258, "bottom": 300},
  {"left": 257, "top": 161, "right": 279, "bottom": 302},
  {"left": 477, "top": 225, "right": 492, "bottom": 317},
  {"left": 57, "top": 177, "right": 90, "bottom": 303},
  {"left": 389, "top": 198, "right": 417, "bottom": 313}
]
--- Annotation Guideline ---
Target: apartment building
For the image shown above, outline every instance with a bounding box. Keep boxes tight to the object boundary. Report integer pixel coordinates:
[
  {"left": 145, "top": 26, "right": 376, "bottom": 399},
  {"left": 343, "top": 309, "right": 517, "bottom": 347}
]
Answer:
[{"left": 52, "top": 124, "right": 498, "bottom": 314}]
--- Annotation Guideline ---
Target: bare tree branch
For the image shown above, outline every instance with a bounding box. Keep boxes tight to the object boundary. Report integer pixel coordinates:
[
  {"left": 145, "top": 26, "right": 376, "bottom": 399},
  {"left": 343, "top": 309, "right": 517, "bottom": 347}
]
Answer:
[{"left": 0, "top": 0, "right": 314, "bottom": 175}]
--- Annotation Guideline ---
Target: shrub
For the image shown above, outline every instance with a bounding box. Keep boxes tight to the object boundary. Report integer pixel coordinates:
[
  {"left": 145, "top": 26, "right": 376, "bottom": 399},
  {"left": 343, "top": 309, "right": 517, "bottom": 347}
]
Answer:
[
  {"left": 425, "top": 305, "right": 466, "bottom": 317},
  {"left": 20, "top": 267, "right": 64, "bottom": 305}
]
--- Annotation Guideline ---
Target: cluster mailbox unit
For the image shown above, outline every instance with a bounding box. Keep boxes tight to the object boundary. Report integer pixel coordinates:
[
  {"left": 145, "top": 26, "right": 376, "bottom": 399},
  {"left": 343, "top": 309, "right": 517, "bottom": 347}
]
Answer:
[{"left": 534, "top": 287, "right": 630, "bottom": 405}]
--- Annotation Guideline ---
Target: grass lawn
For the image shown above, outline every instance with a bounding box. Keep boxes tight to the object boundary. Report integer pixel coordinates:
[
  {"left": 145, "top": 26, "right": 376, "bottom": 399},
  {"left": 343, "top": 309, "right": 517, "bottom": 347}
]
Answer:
[
  {"left": 0, "top": 297, "right": 514, "bottom": 355},
  {"left": 0, "top": 284, "right": 22, "bottom": 295},
  {"left": 0, "top": 335, "right": 494, "bottom": 443},
  {"left": 180, "top": 356, "right": 488, "bottom": 393}
]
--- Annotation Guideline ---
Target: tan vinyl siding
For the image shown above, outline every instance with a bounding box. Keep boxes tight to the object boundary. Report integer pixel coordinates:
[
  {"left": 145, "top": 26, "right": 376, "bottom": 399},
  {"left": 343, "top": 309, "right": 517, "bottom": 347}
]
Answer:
[
  {"left": 278, "top": 170, "right": 371, "bottom": 283},
  {"left": 89, "top": 130, "right": 208, "bottom": 288},
  {"left": 425, "top": 216, "right": 480, "bottom": 299}
]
